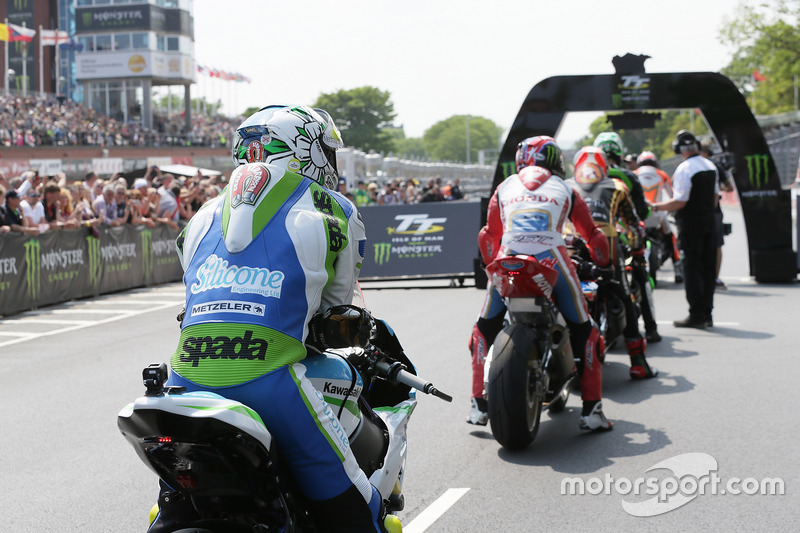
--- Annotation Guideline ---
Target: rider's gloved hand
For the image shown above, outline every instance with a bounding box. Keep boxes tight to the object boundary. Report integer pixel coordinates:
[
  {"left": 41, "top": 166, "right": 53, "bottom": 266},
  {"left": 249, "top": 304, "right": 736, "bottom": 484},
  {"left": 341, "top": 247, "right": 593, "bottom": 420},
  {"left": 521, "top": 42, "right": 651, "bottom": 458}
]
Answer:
[
  {"left": 371, "top": 318, "right": 405, "bottom": 359},
  {"left": 308, "top": 304, "right": 375, "bottom": 350},
  {"left": 576, "top": 260, "right": 598, "bottom": 280}
]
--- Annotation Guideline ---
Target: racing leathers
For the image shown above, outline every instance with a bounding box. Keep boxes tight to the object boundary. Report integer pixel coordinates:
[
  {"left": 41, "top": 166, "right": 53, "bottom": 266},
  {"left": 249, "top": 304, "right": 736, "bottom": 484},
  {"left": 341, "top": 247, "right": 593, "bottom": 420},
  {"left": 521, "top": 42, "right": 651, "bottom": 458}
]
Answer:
[
  {"left": 150, "top": 162, "right": 386, "bottom": 533},
  {"left": 472, "top": 165, "right": 610, "bottom": 417},
  {"left": 636, "top": 163, "right": 681, "bottom": 276},
  {"left": 607, "top": 163, "right": 661, "bottom": 344},
  {"left": 565, "top": 171, "right": 658, "bottom": 379}
]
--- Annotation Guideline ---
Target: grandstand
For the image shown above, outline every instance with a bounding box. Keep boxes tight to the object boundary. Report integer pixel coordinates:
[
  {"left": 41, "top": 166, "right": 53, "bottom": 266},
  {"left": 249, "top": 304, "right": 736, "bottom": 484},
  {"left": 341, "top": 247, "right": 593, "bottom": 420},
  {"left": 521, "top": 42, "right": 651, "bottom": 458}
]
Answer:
[
  {"left": 3, "top": 93, "right": 799, "bottom": 196},
  {"left": 760, "top": 111, "right": 800, "bottom": 187}
]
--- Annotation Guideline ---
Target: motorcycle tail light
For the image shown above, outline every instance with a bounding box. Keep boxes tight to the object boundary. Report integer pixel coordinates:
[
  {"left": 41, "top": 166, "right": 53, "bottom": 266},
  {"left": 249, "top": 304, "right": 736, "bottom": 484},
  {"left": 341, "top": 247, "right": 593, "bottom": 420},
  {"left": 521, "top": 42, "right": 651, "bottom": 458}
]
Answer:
[{"left": 158, "top": 436, "right": 173, "bottom": 443}]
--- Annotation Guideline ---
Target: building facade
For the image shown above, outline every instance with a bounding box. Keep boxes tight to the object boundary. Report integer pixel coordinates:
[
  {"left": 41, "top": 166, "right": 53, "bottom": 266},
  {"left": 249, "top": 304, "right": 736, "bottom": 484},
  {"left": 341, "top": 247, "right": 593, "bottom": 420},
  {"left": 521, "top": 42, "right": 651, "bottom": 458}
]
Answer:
[
  {"left": 0, "top": 0, "right": 195, "bottom": 131},
  {"left": 74, "top": 0, "right": 195, "bottom": 129}
]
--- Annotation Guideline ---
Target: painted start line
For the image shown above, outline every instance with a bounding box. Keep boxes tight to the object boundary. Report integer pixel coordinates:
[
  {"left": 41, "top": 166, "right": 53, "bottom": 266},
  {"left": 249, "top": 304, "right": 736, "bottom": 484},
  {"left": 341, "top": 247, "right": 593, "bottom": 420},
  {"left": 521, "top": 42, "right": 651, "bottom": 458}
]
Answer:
[
  {"left": 404, "top": 488, "right": 471, "bottom": 533},
  {"left": 0, "top": 285, "right": 185, "bottom": 348}
]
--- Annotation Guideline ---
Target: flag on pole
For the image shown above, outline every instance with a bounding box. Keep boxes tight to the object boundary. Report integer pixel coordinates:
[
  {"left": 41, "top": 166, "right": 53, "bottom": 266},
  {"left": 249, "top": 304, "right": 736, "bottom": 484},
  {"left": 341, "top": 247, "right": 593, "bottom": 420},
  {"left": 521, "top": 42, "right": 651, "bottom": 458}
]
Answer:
[
  {"left": 753, "top": 70, "right": 766, "bottom": 82},
  {"left": 40, "top": 29, "right": 69, "bottom": 46},
  {"left": 0, "top": 22, "right": 36, "bottom": 42}
]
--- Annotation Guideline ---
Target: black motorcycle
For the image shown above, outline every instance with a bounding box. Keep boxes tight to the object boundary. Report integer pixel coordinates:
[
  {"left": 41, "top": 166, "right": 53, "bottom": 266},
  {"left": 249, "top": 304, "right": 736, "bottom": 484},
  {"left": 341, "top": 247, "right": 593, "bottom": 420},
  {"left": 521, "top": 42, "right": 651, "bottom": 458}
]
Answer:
[
  {"left": 483, "top": 255, "right": 578, "bottom": 450},
  {"left": 567, "top": 236, "right": 626, "bottom": 358}
]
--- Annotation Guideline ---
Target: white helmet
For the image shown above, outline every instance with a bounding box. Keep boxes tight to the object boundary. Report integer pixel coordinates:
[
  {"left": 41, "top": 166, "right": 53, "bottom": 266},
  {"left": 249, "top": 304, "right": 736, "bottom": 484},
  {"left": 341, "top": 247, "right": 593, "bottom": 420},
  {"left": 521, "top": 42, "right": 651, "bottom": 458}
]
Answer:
[{"left": 232, "top": 105, "right": 344, "bottom": 190}]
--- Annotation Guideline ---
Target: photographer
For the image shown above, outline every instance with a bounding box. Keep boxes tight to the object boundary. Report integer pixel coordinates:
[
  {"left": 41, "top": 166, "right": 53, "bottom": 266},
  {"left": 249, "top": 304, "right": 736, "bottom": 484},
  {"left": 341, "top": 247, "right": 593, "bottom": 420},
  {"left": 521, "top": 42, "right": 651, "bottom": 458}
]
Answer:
[{"left": 700, "top": 142, "right": 734, "bottom": 290}]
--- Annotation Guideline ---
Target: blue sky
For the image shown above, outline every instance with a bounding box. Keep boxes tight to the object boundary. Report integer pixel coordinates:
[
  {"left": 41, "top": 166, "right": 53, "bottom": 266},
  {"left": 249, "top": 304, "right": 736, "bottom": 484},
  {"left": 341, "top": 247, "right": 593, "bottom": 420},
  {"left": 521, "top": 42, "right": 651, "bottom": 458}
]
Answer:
[{"left": 191, "top": 0, "right": 743, "bottom": 144}]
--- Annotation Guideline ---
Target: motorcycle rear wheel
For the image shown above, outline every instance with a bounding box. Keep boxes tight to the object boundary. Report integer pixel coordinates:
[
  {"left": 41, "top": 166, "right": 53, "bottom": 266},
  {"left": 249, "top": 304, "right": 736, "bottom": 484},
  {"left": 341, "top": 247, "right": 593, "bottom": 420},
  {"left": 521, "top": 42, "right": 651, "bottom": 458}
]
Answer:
[{"left": 487, "top": 324, "right": 543, "bottom": 450}]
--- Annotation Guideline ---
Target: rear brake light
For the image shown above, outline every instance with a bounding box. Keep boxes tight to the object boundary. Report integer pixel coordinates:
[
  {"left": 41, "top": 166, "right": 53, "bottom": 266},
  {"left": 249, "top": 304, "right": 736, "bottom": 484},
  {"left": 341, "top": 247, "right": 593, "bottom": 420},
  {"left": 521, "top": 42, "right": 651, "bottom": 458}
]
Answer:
[{"left": 158, "top": 436, "right": 173, "bottom": 443}]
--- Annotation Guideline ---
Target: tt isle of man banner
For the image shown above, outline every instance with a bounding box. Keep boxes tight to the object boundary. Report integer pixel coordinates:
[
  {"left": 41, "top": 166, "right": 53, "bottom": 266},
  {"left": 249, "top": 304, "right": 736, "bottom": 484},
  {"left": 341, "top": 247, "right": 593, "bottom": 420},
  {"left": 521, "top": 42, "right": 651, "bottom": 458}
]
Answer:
[{"left": 358, "top": 201, "right": 481, "bottom": 280}]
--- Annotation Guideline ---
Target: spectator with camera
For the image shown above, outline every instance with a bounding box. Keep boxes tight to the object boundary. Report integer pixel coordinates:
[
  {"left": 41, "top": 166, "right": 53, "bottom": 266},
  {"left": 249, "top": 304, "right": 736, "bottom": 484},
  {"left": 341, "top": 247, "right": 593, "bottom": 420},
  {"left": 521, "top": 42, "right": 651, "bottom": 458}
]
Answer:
[
  {"left": 700, "top": 141, "right": 735, "bottom": 290},
  {"left": 93, "top": 185, "right": 125, "bottom": 226}
]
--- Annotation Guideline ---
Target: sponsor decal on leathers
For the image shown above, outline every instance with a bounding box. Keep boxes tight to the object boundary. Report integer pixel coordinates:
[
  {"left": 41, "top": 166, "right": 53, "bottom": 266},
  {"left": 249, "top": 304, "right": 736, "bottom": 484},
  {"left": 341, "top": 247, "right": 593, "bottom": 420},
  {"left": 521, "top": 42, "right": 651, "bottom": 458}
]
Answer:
[
  {"left": 179, "top": 330, "right": 268, "bottom": 367},
  {"left": 190, "top": 300, "right": 266, "bottom": 317},
  {"left": 191, "top": 254, "right": 285, "bottom": 298}
]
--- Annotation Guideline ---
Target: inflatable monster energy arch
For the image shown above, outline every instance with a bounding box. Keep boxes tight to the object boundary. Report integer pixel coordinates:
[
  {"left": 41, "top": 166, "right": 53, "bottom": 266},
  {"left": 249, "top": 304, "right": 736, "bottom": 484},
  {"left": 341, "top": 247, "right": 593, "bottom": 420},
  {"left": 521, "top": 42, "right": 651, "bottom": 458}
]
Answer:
[{"left": 492, "top": 54, "right": 796, "bottom": 283}]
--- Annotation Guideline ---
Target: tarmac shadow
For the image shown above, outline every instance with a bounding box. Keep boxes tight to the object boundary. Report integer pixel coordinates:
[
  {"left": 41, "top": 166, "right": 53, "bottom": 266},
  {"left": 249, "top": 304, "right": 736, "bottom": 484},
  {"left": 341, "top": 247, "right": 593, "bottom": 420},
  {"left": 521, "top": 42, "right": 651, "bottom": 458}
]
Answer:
[
  {"left": 496, "top": 412, "right": 671, "bottom": 475},
  {"left": 600, "top": 362, "right": 695, "bottom": 405}
]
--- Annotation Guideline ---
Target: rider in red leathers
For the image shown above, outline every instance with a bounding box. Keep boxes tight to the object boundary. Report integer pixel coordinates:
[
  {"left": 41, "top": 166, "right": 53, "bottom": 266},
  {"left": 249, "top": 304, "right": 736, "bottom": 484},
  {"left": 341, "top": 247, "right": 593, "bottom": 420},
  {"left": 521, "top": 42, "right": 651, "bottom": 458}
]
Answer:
[{"left": 468, "top": 136, "right": 614, "bottom": 431}]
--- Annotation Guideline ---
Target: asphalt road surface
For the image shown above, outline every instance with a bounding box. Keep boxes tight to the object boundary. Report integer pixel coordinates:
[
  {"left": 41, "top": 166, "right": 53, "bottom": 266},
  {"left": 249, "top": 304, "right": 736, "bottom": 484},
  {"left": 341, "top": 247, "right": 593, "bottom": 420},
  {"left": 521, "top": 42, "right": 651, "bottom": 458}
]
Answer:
[{"left": 1, "top": 205, "right": 797, "bottom": 532}]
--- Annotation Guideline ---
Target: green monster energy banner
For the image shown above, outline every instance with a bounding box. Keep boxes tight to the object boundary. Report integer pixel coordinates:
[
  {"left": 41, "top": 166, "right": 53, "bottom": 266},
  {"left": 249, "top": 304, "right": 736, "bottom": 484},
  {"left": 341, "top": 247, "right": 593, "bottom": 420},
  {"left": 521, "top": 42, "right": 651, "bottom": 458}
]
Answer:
[
  {"left": 358, "top": 202, "right": 481, "bottom": 279},
  {"left": 0, "top": 224, "right": 182, "bottom": 317}
]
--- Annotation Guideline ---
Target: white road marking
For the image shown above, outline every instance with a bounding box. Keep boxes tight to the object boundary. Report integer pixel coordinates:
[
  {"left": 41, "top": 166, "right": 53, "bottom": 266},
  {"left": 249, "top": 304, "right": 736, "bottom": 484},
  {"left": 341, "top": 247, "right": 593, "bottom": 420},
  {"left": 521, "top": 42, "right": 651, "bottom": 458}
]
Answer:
[
  {"left": 47, "top": 309, "right": 138, "bottom": 315},
  {"left": 2, "top": 318, "right": 93, "bottom": 325},
  {"left": 73, "top": 299, "right": 183, "bottom": 306},
  {"left": 403, "top": 488, "right": 470, "bottom": 533},
  {"left": 0, "top": 300, "right": 181, "bottom": 348},
  {"left": 644, "top": 320, "right": 740, "bottom": 327}
]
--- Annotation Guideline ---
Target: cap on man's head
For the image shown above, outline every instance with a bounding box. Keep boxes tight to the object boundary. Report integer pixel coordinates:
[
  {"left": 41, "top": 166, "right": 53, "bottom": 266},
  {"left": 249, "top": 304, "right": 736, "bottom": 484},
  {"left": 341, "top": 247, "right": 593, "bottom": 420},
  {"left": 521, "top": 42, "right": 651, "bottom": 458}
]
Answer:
[
  {"left": 133, "top": 178, "right": 148, "bottom": 190},
  {"left": 338, "top": 178, "right": 347, "bottom": 186},
  {"left": 5, "top": 190, "right": 19, "bottom": 199}
]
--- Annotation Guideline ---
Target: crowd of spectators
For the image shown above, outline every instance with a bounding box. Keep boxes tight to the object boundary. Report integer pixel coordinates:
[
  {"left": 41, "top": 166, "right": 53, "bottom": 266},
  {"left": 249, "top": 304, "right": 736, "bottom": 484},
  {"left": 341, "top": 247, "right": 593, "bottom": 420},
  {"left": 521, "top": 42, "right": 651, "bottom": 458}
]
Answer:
[
  {"left": 346, "top": 177, "right": 465, "bottom": 207},
  {"left": 0, "top": 166, "right": 223, "bottom": 236},
  {"left": 0, "top": 94, "right": 242, "bottom": 148}
]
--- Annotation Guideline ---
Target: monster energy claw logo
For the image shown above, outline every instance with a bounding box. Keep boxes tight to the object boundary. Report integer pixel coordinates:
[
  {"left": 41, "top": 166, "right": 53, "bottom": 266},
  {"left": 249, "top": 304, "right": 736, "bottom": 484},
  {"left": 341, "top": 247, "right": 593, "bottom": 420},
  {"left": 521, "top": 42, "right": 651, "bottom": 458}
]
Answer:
[
  {"left": 24, "top": 239, "right": 40, "bottom": 302},
  {"left": 745, "top": 154, "right": 770, "bottom": 189},
  {"left": 374, "top": 243, "right": 392, "bottom": 266},
  {"left": 141, "top": 230, "right": 153, "bottom": 279},
  {"left": 87, "top": 235, "right": 102, "bottom": 288},
  {"left": 501, "top": 161, "right": 516, "bottom": 179},
  {"left": 544, "top": 146, "right": 558, "bottom": 168}
]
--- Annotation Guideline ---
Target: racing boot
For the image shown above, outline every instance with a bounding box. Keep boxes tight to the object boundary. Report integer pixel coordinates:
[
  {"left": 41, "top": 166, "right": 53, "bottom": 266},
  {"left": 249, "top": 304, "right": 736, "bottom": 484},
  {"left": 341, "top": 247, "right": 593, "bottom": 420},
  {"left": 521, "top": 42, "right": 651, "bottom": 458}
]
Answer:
[
  {"left": 467, "top": 324, "right": 489, "bottom": 425},
  {"left": 466, "top": 397, "right": 488, "bottom": 426},
  {"left": 579, "top": 400, "right": 613, "bottom": 431},
  {"left": 626, "top": 337, "right": 659, "bottom": 379}
]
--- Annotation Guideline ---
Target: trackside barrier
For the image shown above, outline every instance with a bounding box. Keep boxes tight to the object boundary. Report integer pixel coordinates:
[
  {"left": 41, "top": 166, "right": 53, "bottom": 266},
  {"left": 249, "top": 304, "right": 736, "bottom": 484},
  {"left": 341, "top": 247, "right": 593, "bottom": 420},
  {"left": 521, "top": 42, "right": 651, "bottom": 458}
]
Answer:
[
  {"left": 0, "top": 224, "right": 182, "bottom": 317},
  {"left": 358, "top": 201, "right": 482, "bottom": 280}
]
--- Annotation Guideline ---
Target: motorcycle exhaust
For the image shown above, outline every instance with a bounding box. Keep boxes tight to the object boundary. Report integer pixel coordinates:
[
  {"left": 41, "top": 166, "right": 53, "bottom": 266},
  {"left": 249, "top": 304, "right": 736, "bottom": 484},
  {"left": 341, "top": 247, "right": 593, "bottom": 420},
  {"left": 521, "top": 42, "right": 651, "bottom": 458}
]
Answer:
[{"left": 550, "top": 324, "right": 575, "bottom": 378}]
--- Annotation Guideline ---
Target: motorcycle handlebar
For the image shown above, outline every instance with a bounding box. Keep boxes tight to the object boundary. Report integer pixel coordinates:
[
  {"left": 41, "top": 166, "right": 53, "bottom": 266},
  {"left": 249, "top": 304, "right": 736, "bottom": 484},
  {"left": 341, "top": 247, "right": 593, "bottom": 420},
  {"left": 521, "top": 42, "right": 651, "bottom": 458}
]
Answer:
[{"left": 375, "top": 360, "right": 453, "bottom": 402}]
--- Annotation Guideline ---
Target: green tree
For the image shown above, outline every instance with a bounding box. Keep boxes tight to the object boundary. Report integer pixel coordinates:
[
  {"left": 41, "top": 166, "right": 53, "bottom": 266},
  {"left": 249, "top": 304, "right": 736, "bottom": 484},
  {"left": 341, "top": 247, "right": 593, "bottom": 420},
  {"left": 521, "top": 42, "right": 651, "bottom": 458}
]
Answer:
[
  {"left": 423, "top": 115, "right": 503, "bottom": 163},
  {"left": 313, "top": 86, "right": 397, "bottom": 153},
  {"left": 242, "top": 106, "right": 261, "bottom": 118},
  {"left": 574, "top": 110, "right": 709, "bottom": 162},
  {"left": 385, "top": 128, "right": 426, "bottom": 159},
  {"left": 719, "top": 0, "right": 800, "bottom": 114}
]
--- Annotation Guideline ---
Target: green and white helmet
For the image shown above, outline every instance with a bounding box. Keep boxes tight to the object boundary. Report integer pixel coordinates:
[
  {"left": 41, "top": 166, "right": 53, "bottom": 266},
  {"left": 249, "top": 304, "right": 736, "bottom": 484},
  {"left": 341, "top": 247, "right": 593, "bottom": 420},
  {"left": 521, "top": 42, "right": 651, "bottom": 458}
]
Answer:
[
  {"left": 232, "top": 105, "right": 344, "bottom": 190},
  {"left": 593, "top": 131, "right": 624, "bottom": 160}
]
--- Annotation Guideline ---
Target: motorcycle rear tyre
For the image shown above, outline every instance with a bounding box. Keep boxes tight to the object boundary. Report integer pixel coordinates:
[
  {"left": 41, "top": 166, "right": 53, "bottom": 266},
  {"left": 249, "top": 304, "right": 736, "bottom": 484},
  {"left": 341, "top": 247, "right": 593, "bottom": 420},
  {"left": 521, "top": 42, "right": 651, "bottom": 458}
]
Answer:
[{"left": 487, "top": 324, "right": 543, "bottom": 450}]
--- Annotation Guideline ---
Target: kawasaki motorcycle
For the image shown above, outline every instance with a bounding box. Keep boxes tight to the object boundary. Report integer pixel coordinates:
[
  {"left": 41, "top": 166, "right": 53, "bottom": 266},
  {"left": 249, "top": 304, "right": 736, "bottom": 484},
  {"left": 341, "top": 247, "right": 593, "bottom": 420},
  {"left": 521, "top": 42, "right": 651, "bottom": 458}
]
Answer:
[
  {"left": 483, "top": 254, "right": 578, "bottom": 450},
  {"left": 118, "top": 338, "right": 451, "bottom": 532}
]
